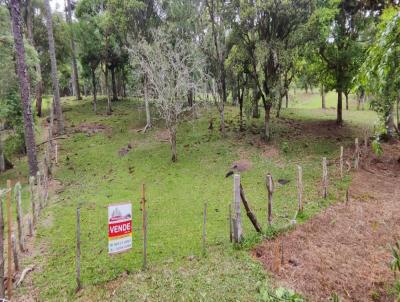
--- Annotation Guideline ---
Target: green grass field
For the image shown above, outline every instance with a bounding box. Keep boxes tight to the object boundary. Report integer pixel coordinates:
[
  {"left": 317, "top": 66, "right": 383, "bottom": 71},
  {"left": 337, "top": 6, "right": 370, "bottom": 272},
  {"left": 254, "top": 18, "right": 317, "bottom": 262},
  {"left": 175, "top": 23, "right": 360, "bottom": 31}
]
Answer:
[{"left": 0, "top": 92, "right": 379, "bottom": 301}]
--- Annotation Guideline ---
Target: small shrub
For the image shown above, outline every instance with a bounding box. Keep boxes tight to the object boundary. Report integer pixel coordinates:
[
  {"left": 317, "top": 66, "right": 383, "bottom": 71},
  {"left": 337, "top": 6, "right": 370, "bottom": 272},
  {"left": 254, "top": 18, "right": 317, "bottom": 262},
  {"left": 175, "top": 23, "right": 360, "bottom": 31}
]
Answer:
[{"left": 258, "top": 285, "right": 304, "bottom": 302}]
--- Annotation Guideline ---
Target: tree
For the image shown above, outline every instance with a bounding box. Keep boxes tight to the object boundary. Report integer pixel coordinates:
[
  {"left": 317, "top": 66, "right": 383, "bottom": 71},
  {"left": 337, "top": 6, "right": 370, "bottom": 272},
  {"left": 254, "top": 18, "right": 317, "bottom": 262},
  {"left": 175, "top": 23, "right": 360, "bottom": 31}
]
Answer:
[
  {"left": 132, "top": 30, "right": 206, "bottom": 162},
  {"left": 202, "top": 0, "right": 231, "bottom": 136},
  {"left": 44, "top": 0, "right": 64, "bottom": 134},
  {"left": 9, "top": 0, "right": 39, "bottom": 176},
  {"left": 308, "top": 0, "right": 378, "bottom": 125},
  {"left": 66, "top": 0, "right": 82, "bottom": 100},
  {"left": 360, "top": 7, "right": 400, "bottom": 139},
  {"left": 234, "top": 0, "right": 312, "bottom": 141},
  {"left": 75, "top": 3, "right": 103, "bottom": 112}
]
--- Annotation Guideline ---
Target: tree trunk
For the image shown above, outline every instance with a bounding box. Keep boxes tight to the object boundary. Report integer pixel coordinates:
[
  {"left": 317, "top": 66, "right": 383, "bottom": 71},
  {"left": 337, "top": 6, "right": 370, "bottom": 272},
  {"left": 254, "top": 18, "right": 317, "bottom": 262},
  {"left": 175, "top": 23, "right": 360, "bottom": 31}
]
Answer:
[
  {"left": 170, "top": 127, "right": 177, "bottom": 162},
  {"left": 276, "top": 96, "right": 282, "bottom": 118},
  {"left": 10, "top": 0, "right": 39, "bottom": 176},
  {"left": 111, "top": 67, "right": 118, "bottom": 101},
  {"left": 321, "top": 84, "right": 326, "bottom": 109},
  {"left": 26, "top": 0, "right": 43, "bottom": 117},
  {"left": 44, "top": 0, "right": 64, "bottom": 134},
  {"left": 387, "top": 104, "right": 395, "bottom": 139},
  {"left": 66, "top": 0, "right": 81, "bottom": 100},
  {"left": 252, "top": 88, "right": 260, "bottom": 118},
  {"left": 337, "top": 91, "right": 343, "bottom": 125},
  {"left": 35, "top": 68, "right": 43, "bottom": 117},
  {"left": 219, "top": 105, "right": 226, "bottom": 136},
  {"left": 0, "top": 132, "right": 5, "bottom": 172},
  {"left": 105, "top": 67, "right": 112, "bottom": 115},
  {"left": 91, "top": 67, "right": 97, "bottom": 113},
  {"left": 345, "top": 92, "right": 349, "bottom": 110},
  {"left": 238, "top": 82, "right": 243, "bottom": 131},
  {"left": 396, "top": 96, "right": 400, "bottom": 130},
  {"left": 222, "top": 71, "right": 227, "bottom": 104},
  {"left": 264, "top": 104, "right": 271, "bottom": 141},
  {"left": 285, "top": 89, "right": 289, "bottom": 108},
  {"left": 144, "top": 75, "right": 151, "bottom": 130},
  {"left": 187, "top": 89, "right": 193, "bottom": 107}
]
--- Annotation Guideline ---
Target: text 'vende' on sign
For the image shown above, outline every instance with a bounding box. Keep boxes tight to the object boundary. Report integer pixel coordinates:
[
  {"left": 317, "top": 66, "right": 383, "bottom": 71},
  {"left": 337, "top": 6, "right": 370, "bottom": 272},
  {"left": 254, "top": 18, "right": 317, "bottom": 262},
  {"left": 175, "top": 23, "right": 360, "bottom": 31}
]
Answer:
[{"left": 108, "top": 203, "right": 132, "bottom": 254}]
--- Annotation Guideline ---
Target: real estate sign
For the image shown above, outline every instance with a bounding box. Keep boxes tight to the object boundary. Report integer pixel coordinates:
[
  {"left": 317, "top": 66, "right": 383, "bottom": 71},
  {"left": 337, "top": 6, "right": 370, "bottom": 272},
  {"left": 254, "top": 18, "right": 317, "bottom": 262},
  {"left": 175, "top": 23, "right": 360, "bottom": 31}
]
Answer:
[{"left": 108, "top": 203, "right": 132, "bottom": 254}]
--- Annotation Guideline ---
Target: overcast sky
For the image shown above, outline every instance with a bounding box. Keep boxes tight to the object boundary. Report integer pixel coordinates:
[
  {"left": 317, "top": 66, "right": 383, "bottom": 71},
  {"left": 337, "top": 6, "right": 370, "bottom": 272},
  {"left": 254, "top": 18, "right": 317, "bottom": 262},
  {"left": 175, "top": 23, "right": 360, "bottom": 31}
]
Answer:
[{"left": 50, "top": 0, "right": 65, "bottom": 12}]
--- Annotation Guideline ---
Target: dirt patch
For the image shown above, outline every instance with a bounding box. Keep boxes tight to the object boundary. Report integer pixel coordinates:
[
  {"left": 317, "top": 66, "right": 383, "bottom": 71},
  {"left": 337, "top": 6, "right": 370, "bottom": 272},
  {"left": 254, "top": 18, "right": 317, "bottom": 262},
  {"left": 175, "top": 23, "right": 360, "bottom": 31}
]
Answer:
[
  {"left": 253, "top": 141, "right": 400, "bottom": 301},
  {"left": 231, "top": 159, "right": 252, "bottom": 172},
  {"left": 73, "top": 123, "right": 111, "bottom": 135},
  {"left": 261, "top": 146, "right": 280, "bottom": 159},
  {"left": 155, "top": 129, "right": 170, "bottom": 142},
  {"left": 278, "top": 118, "right": 355, "bottom": 141}
]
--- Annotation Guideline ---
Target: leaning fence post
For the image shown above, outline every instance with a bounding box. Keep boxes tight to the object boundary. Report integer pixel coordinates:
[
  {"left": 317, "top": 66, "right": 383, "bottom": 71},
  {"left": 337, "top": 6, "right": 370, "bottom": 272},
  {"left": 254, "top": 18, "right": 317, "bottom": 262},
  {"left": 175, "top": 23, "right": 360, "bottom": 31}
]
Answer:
[
  {"left": 0, "top": 190, "right": 5, "bottom": 298},
  {"left": 76, "top": 207, "right": 81, "bottom": 292},
  {"left": 322, "top": 157, "right": 328, "bottom": 199},
  {"left": 15, "top": 183, "right": 24, "bottom": 252},
  {"left": 354, "top": 138, "right": 360, "bottom": 169},
  {"left": 29, "top": 176, "right": 36, "bottom": 226},
  {"left": 266, "top": 174, "right": 274, "bottom": 226},
  {"left": 239, "top": 184, "right": 262, "bottom": 233},
  {"left": 6, "top": 180, "right": 13, "bottom": 299},
  {"left": 233, "top": 174, "right": 243, "bottom": 243},
  {"left": 297, "top": 165, "right": 303, "bottom": 213},
  {"left": 340, "top": 146, "right": 344, "bottom": 179}
]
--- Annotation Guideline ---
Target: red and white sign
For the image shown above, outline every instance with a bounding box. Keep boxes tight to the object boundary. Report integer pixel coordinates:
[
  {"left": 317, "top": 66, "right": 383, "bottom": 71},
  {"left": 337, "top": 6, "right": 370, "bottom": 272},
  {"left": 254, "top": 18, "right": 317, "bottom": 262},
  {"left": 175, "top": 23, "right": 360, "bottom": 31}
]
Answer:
[{"left": 108, "top": 203, "right": 132, "bottom": 254}]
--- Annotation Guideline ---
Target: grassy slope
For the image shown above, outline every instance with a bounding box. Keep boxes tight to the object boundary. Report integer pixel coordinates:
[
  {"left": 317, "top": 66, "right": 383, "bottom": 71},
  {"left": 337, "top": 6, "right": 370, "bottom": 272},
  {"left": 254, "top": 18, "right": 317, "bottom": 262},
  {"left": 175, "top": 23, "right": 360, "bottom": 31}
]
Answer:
[{"left": 3, "top": 92, "right": 377, "bottom": 301}]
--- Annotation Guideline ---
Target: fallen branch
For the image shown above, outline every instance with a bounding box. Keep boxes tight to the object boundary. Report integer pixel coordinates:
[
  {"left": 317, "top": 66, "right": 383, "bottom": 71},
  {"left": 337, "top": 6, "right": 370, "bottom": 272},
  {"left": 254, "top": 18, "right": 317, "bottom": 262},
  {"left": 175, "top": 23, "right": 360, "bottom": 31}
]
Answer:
[
  {"left": 36, "top": 136, "right": 68, "bottom": 147},
  {"left": 16, "top": 265, "right": 34, "bottom": 287}
]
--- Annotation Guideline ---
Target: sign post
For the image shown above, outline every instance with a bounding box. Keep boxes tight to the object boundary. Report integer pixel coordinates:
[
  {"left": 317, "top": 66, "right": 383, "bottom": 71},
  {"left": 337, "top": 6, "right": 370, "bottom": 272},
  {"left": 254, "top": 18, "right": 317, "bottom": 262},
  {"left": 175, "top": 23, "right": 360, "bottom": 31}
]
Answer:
[{"left": 108, "top": 203, "right": 132, "bottom": 254}]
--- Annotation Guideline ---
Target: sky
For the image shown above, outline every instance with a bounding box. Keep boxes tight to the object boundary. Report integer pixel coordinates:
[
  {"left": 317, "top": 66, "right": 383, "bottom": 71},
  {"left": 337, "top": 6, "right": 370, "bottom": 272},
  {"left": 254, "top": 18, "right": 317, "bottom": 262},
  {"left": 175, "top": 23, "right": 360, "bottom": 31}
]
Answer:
[{"left": 50, "top": 0, "right": 65, "bottom": 12}]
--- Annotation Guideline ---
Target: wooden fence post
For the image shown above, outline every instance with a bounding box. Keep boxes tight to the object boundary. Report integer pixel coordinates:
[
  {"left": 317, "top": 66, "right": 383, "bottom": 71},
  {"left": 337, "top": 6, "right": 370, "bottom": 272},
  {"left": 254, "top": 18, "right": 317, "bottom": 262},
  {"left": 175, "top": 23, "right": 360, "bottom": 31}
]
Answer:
[
  {"left": 0, "top": 190, "right": 5, "bottom": 298},
  {"left": 233, "top": 174, "right": 243, "bottom": 243},
  {"left": 29, "top": 176, "right": 36, "bottom": 226},
  {"left": 202, "top": 203, "right": 207, "bottom": 256},
  {"left": 11, "top": 234, "right": 19, "bottom": 272},
  {"left": 28, "top": 217, "right": 33, "bottom": 237},
  {"left": 354, "top": 138, "right": 360, "bottom": 169},
  {"left": 6, "top": 180, "right": 13, "bottom": 299},
  {"left": 228, "top": 204, "right": 232, "bottom": 242},
  {"left": 141, "top": 184, "right": 148, "bottom": 271},
  {"left": 141, "top": 184, "right": 147, "bottom": 270},
  {"left": 340, "top": 146, "right": 344, "bottom": 179},
  {"left": 76, "top": 207, "right": 81, "bottom": 292},
  {"left": 36, "top": 171, "right": 42, "bottom": 210},
  {"left": 322, "top": 157, "right": 328, "bottom": 199},
  {"left": 266, "top": 174, "right": 274, "bottom": 226},
  {"left": 297, "top": 165, "right": 303, "bottom": 213},
  {"left": 15, "top": 183, "right": 24, "bottom": 252}
]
